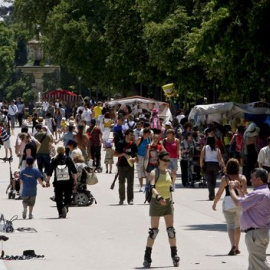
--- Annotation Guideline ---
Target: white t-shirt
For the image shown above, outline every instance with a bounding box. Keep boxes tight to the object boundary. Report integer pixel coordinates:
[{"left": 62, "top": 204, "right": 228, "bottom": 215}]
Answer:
[
  {"left": 204, "top": 145, "right": 219, "bottom": 162},
  {"left": 125, "top": 121, "right": 136, "bottom": 130},
  {"left": 258, "top": 146, "right": 270, "bottom": 167},
  {"left": 176, "top": 114, "right": 185, "bottom": 124},
  {"left": 82, "top": 109, "right": 92, "bottom": 122},
  {"left": 32, "top": 125, "right": 52, "bottom": 136},
  {"left": 42, "top": 102, "right": 49, "bottom": 111},
  {"left": 77, "top": 106, "right": 84, "bottom": 113},
  {"left": 8, "top": 104, "right": 18, "bottom": 116}
]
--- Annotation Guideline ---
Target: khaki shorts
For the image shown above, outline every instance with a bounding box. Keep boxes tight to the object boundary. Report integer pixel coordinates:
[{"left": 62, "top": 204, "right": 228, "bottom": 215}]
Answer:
[
  {"left": 22, "top": 196, "right": 36, "bottom": 207},
  {"left": 3, "top": 139, "right": 11, "bottom": 149},
  {"left": 136, "top": 155, "right": 146, "bottom": 179},
  {"left": 223, "top": 204, "right": 240, "bottom": 230},
  {"left": 149, "top": 198, "right": 174, "bottom": 216}
]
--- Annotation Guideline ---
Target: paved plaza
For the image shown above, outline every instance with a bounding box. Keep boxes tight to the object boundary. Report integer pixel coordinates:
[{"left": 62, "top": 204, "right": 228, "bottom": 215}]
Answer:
[{"left": 0, "top": 126, "right": 264, "bottom": 270}]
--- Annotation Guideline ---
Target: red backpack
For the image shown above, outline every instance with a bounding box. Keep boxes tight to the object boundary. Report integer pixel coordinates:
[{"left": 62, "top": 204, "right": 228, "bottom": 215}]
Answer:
[{"left": 235, "top": 133, "right": 244, "bottom": 152}]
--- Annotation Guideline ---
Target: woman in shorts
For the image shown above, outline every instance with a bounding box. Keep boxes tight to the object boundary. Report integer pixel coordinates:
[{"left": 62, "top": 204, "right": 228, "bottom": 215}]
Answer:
[
  {"left": 212, "top": 158, "right": 247, "bottom": 255},
  {"left": 143, "top": 151, "right": 180, "bottom": 267}
]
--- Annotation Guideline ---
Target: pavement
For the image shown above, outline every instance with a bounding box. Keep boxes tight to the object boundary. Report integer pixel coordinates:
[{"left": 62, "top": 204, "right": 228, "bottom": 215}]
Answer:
[{"left": 0, "top": 125, "right": 262, "bottom": 270}]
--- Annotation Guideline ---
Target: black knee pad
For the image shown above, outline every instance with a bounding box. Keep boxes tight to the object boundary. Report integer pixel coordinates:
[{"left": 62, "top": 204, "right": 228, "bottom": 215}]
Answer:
[
  {"left": 148, "top": 228, "right": 159, "bottom": 239},
  {"left": 167, "top": 227, "right": 176, "bottom": 239}
]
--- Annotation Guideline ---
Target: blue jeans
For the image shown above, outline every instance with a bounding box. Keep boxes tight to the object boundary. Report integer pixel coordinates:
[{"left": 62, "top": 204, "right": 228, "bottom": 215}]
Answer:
[{"left": 36, "top": 153, "right": 51, "bottom": 176}]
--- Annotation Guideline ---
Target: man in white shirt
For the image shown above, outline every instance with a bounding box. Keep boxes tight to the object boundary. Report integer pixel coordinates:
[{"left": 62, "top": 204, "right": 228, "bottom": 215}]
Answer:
[
  {"left": 8, "top": 100, "right": 18, "bottom": 134},
  {"left": 59, "top": 104, "right": 66, "bottom": 118},
  {"left": 82, "top": 104, "right": 92, "bottom": 125},
  {"left": 176, "top": 110, "right": 185, "bottom": 125},
  {"left": 258, "top": 136, "right": 270, "bottom": 182},
  {"left": 42, "top": 100, "right": 49, "bottom": 116},
  {"left": 76, "top": 102, "right": 85, "bottom": 114}
]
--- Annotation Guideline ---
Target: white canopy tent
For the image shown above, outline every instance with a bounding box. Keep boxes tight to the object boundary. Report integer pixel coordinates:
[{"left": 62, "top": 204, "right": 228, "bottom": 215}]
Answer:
[
  {"left": 188, "top": 102, "right": 270, "bottom": 125},
  {"left": 108, "top": 96, "right": 172, "bottom": 123}
]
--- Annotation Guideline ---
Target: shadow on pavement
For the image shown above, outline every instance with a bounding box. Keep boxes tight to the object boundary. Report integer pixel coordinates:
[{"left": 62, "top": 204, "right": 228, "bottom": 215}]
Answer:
[
  {"left": 206, "top": 254, "right": 233, "bottom": 257},
  {"left": 134, "top": 266, "right": 174, "bottom": 269},
  {"left": 108, "top": 204, "right": 128, "bottom": 206},
  {"left": 183, "top": 223, "right": 227, "bottom": 232}
]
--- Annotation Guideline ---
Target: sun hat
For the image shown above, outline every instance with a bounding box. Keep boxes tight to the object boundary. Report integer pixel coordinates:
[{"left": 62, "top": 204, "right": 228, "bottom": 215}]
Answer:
[{"left": 245, "top": 123, "right": 260, "bottom": 137}]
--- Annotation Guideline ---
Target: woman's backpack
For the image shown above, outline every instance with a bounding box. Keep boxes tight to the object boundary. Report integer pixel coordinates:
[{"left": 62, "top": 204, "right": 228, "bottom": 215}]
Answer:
[
  {"left": 55, "top": 157, "right": 70, "bottom": 181},
  {"left": 144, "top": 168, "right": 160, "bottom": 204}
]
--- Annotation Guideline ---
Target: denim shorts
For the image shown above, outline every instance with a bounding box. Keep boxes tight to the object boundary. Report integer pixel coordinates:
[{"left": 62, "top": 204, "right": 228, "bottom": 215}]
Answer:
[{"left": 167, "top": 158, "right": 178, "bottom": 171}]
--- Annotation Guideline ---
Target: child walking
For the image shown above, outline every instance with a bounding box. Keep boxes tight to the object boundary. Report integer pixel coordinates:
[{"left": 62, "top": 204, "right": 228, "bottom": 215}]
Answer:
[
  {"left": 20, "top": 156, "right": 45, "bottom": 219},
  {"left": 104, "top": 140, "right": 114, "bottom": 173}
]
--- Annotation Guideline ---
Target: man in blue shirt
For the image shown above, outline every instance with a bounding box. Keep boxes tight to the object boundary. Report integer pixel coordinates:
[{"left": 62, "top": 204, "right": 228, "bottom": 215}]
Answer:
[{"left": 20, "top": 156, "right": 45, "bottom": 219}]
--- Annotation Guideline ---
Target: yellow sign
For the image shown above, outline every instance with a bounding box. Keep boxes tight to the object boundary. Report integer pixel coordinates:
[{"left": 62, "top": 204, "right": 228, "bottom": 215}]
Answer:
[{"left": 162, "top": 83, "right": 175, "bottom": 97}]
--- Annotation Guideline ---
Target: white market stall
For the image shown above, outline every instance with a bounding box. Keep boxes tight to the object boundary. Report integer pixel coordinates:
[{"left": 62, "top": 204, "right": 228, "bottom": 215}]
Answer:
[
  {"left": 188, "top": 101, "right": 270, "bottom": 126},
  {"left": 108, "top": 96, "right": 172, "bottom": 123}
]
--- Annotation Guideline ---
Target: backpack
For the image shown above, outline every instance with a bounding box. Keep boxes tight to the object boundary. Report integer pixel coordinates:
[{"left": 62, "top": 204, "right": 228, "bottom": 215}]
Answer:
[
  {"left": 144, "top": 168, "right": 161, "bottom": 204},
  {"left": 113, "top": 125, "right": 124, "bottom": 144},
  {"left": 127, "top": 121, "right": 136, "bottom": 130},
  {"left": 235, "top": 133, "right": 244, "bottom": 152},
  {"left": 55, "top": 157, "right": 70, "bottom": 181}
]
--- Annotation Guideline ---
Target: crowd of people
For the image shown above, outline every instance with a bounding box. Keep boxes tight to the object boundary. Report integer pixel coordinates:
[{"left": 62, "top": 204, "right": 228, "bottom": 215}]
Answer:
[{"left": 1, "top": 97, "right": 270, "bottom": 268}]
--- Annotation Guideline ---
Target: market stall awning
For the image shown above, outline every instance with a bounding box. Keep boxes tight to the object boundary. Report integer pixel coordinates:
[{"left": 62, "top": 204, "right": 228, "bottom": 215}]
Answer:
[
  {"left": 43, "top": 89, "right": 83, "bottom": 102},
  {"left": 108, "top": 96, "right": 172, "bottom": 122},
  {"left": 188, "top": 101, "right": 270, "bottom": 125}
]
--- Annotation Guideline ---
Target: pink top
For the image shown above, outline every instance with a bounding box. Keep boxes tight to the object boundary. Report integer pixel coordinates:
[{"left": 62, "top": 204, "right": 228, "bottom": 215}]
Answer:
[
  {"left": 150, "top": 116, "right": 161, "bottom": 130},
  {"left": 164, "top": 139, "right": 178, "bottom": 158}
]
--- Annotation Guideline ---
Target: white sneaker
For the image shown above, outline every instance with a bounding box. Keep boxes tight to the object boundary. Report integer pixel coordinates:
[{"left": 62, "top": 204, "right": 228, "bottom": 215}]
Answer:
[{"left": 139, "top": 187, "right": 143, "bottom": 192}]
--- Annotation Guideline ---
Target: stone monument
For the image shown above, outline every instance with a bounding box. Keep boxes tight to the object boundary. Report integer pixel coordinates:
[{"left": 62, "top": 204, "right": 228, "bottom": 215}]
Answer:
[{"left": 17, "top": 38, "right": 60, "bottom": 104}]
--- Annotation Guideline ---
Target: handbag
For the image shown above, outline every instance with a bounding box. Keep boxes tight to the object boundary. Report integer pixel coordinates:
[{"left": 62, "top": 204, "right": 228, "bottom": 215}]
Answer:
[
  {"left": 0, "top": 214, "right": 17, "bottom": 233},
  {"left": 223, "top": 196, "right": 236, "bottom": 211},
  {"left": 84, "top": 168, "right": 98, "bottom": 185}
]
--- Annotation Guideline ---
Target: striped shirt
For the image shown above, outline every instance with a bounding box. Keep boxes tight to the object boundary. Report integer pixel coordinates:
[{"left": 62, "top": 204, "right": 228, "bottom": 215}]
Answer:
[{"left": 0, "top": 126, "right": 10, "bottom": 142}]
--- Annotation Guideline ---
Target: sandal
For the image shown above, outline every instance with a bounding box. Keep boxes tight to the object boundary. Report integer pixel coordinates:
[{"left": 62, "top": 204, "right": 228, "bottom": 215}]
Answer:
[{"left": 228, "top": 246, "right": 236, "bottom": 256}]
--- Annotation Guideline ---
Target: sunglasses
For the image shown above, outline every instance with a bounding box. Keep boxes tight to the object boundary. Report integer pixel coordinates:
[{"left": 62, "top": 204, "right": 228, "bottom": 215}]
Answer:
[{"left": 160, "top": 158, "right": 170, "bottom": 162}]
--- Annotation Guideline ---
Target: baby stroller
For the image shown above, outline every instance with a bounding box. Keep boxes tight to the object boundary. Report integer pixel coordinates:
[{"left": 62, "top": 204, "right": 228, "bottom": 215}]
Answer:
[
  {"left": 187, "top": 156, "right": 207, "bottom": 188},
  {"left": 186, "top": 147, "right": 206, "bottom": 188},
  {"left": 72, "top": 165, "right": 97, "bottom": 206},
  {"left": 4, "top": 158, "right": 21, "bottom": 199}
]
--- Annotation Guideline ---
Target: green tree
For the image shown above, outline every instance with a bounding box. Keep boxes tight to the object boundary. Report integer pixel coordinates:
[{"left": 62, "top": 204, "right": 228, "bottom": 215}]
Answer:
[
  {"left": 44, "top": 0, "right": 108, "bottom": 87},
  {"left": 0, "top": 22, "right": 16, "bottom": 85},
  {"left": 187, "top": 0, "right": 270, "bottom": 102},
  {"left": 14, "top": 0, "right": 61, "bottom": 35}
]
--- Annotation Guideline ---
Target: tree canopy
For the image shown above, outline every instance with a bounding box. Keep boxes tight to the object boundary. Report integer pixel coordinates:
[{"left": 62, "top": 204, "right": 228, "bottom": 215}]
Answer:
[
  {"left": 0, "top": 22, "right": 16, "bottom": 83},
  {"left": 1, "top": 0, "right": 268, "bottom": 103}
]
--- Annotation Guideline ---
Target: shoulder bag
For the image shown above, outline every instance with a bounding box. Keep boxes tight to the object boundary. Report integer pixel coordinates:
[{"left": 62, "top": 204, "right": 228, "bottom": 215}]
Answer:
[{"left": 223, "top": 176, "right": 237, "bottom": 210}]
